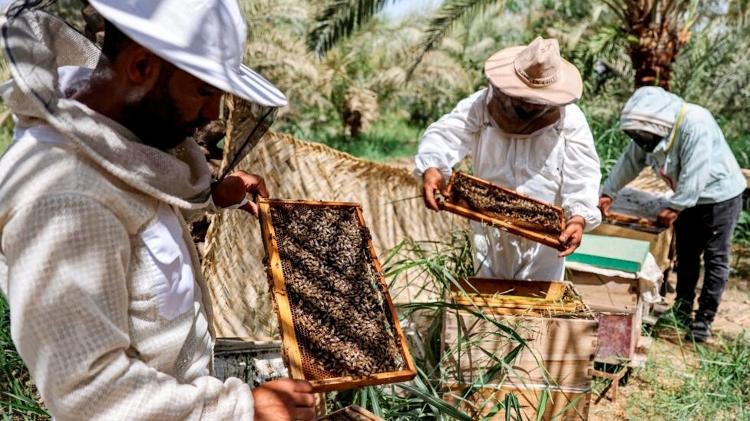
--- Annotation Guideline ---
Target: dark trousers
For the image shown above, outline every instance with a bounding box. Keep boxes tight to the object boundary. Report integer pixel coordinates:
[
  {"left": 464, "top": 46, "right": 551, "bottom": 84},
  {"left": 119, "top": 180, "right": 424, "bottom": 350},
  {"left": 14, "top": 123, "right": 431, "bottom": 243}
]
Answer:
[{"left": 674, "top": 194, "right": 743, "bottom": 323}]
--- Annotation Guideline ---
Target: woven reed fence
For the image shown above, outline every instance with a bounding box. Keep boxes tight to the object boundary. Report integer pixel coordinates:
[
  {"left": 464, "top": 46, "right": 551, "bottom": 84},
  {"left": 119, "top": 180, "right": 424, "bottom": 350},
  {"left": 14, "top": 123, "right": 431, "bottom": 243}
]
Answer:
[{"left": 201, "top": 104, "right": 466, "bottom": 339}]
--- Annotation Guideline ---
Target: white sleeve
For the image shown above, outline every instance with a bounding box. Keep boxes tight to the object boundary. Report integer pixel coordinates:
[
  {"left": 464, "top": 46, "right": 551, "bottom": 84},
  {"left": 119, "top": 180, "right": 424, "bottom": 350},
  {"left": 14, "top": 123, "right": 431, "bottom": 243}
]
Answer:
[
  {"left": 601, "top": 142, "right": 647, "bottom": 199},
  {"left": 561, "top": 107, "right": 603, "bottom": 231},
  {"left": 2, "top": 193, "right": 253, "bottom": 420},
  {"left": 414, "top": 91, "right": 485, "bottom": 178}
]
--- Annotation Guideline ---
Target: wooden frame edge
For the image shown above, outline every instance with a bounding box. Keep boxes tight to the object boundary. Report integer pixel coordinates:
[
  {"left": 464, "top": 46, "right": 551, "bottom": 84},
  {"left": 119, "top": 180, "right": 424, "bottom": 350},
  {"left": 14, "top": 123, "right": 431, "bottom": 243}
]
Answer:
[
  {"left": 309, "top": 369, "right": 417, "bottom": 393},
  {"left": 258, "top": 200, "right": 306, "bottom": 381},
  {"left": 443, "top": 202, "right": 565, "bottom": 250}
]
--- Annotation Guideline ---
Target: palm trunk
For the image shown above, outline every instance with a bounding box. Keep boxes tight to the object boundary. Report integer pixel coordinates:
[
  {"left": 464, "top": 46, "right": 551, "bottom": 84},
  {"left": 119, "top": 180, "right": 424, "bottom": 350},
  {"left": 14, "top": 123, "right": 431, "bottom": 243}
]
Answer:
[
  {"left": 622, "top": 0, "right": 692, "bottom": 90},
  {"left": 629, "top": 26, "right": 680, "bottom": 89}
]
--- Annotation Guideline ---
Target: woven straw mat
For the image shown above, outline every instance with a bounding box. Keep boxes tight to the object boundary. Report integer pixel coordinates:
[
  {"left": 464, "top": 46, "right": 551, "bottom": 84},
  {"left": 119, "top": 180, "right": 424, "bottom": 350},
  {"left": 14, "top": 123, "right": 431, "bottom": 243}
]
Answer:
[{"left": 201, "top": 130, "right": 467, "bottom": 340}]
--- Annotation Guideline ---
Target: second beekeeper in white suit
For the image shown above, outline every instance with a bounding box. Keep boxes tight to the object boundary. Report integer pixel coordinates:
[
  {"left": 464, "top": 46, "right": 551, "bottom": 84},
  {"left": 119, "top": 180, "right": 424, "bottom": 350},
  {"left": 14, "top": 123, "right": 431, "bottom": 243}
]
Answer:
[{"left": 414, "top": 37, "right": 602, "bottom": 280}]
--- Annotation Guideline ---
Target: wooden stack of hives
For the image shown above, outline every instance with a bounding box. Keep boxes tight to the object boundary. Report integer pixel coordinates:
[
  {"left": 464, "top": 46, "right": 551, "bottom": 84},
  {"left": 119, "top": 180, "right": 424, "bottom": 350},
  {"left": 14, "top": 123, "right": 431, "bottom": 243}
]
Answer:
[
  {"left": 442, "top": 279, "right": 598, "bottom": 420},
  {"left": 569, "top": 169, "right": 671, "bottom": 366},
  {"left": 258, "top": 198, "right": 416, "bottom": 392},
  {"left": 567, "top": 235, "right": 653, "bottom": 366}
]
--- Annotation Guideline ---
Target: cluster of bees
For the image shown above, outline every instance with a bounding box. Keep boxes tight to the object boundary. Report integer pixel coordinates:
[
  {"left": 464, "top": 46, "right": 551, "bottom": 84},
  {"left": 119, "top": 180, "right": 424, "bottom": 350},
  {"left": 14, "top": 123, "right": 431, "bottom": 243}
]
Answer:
[
  {"left": 451, "top": 173, "right": 562, "bottom": 234},
  {"left": 270, "top": 204, "right": 403, "bottom": 379}
]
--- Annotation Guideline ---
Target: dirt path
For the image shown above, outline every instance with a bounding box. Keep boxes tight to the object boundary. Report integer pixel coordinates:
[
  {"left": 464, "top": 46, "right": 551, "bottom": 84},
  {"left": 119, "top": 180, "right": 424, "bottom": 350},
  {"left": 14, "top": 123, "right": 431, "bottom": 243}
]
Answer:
[
  {"left": 588, "top": 270, "right": 750, "bottom": 420},
  {"left": 712, "top": 277, "right": 750, "bottom": 337}
]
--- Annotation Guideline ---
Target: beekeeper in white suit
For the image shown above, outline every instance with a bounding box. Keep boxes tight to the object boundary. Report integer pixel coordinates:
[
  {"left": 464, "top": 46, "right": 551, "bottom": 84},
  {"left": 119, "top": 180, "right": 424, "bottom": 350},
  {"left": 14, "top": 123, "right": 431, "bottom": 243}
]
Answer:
[
  {"left": 415, "top": 37, "right": 602, "bottom": 280},
  {"left": 0, "top": 0, "right": 315, "bottom": 419}
]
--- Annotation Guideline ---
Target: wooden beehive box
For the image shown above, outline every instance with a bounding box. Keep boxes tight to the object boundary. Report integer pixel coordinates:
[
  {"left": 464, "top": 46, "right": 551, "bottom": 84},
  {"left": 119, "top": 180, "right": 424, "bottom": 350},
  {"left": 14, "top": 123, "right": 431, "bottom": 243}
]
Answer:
[
  {"left": 443, "top": 172, "right": 565, "bottom": 250},
  {"left": 315, "top": 405, "right": 384, "bottom": 421},
  {"left": 442, "top": 279, "right": 597, "bottom": 390},
  {"left": 258, "top": 198, "right": 416, "bottom": 392},
  {"left": 213, "top": 339, "right": 287, "bottom": 386},
  {"left": 594, "top": 212, "right": 674, "bottom": 272},
  {"left": 444, "top": 382, "right": 591, "bottom": 421},
  {"left": 566, "top": 270, "right": 645, "bottom": 364}
]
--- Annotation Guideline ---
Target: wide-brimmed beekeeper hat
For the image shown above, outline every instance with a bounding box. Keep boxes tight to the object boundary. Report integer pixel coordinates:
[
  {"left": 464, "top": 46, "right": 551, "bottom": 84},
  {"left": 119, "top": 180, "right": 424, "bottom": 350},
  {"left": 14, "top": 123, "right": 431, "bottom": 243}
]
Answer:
[
  {"left": 88, "top": 0, "right": 287, "bottom": 108},
  {"left": 484, "top": 37, "right": 583, "bottom": 106}
]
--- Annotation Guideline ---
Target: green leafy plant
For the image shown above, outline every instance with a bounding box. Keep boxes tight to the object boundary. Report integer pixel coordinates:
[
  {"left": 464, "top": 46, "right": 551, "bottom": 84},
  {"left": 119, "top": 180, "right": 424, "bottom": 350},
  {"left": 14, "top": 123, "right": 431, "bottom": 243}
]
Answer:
[
  {"left": 0, "top": 295, "right": 48, "bottom": 419},
  {"left": 733, "top": 210, "right": 750, "bottom": 274},
  {"left": 327, "top": 232, "right": 569, "bottom": 419}
]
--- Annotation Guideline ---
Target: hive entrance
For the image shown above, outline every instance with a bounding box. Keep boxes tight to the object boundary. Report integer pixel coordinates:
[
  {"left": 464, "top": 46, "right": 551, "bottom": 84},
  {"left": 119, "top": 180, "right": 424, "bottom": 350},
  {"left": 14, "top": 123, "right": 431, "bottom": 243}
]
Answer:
[{"left": 259, "top": 199, "right": 415, "bottom": 391}]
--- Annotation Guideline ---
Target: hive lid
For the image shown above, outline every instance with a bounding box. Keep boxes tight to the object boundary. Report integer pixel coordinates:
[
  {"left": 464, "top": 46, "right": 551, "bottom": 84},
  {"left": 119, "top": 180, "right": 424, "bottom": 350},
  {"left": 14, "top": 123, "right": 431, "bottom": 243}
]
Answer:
[{"left": 568, "top": 234, "right": 650, "bottom": 273}]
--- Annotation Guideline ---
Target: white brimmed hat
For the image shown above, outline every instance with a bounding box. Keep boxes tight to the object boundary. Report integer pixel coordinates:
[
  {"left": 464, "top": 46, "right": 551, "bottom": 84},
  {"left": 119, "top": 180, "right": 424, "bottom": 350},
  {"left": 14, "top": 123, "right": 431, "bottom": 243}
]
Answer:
[
  {"left": 88, "top": 0, "right": 287, "bottom": 107},
  {"left": 484, "top": 37, "right": 582, "bottom": 106}
]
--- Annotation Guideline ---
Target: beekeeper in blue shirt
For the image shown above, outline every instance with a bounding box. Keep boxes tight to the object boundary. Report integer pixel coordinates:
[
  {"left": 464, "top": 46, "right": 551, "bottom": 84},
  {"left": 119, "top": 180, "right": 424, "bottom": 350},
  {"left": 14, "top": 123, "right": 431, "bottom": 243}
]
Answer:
[{"left": 599, "top": 86, "right": 746, "bottom": 342}]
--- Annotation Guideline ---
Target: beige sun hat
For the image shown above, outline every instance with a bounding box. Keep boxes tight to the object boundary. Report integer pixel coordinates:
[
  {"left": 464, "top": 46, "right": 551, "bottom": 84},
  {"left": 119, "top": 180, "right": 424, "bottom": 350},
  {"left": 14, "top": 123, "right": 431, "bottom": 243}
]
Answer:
[{"left": 484, "top": 37, "right": 583, "bottom": 106}]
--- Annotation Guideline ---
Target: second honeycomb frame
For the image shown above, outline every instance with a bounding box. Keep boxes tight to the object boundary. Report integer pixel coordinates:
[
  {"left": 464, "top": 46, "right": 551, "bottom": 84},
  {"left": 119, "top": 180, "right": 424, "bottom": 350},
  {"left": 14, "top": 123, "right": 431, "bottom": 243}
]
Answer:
[{"left": 443, "top": 171, "right": 566, "bottom": 250}]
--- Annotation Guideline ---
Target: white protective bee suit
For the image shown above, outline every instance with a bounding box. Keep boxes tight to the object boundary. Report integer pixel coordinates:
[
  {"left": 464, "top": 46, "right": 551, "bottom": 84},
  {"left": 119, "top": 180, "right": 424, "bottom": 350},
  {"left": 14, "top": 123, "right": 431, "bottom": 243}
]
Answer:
[
  {"left": 415, "top": 88, "right": 602, "bottom": 280},
  {"left": 0, "top": 8, "right": 255, "bottom": 420}
]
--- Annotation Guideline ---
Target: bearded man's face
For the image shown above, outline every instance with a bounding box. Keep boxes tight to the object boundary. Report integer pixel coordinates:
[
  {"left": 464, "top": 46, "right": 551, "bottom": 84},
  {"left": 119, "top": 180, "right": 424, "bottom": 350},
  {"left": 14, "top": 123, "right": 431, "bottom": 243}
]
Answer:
[{"left": 120, "top": 63, "right": 222, "bottom": 150}]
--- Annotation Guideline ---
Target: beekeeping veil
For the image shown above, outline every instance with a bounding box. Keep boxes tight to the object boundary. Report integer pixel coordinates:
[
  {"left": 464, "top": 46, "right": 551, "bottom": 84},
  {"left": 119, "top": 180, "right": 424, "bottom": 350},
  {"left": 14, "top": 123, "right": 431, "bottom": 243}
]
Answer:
[{"left": 0, "top": 0, "right": 284, "bottom": 207}]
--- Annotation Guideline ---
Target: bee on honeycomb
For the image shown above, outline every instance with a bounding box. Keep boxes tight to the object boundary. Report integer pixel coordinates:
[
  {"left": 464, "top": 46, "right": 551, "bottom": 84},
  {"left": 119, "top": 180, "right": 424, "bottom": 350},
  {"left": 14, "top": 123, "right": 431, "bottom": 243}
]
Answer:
[
  {"left": 270, "top": 204, "right": 404, "bottom": 379},
  {"left": 451, "top": 172, "right": 562, "bottom": 235}
]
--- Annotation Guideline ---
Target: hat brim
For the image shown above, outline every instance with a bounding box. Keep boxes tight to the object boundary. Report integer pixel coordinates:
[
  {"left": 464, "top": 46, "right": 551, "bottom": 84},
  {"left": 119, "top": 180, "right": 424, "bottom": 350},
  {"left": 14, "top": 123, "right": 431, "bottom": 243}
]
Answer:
[
  {"left": 170, "top": 54, "right": 289, "bottom": 107},
  {"left": 89, "top": 0, "right": 287, "bottom": 107},
  {"left": 484, "top": 46, "right": 583, "bottom": 106}
]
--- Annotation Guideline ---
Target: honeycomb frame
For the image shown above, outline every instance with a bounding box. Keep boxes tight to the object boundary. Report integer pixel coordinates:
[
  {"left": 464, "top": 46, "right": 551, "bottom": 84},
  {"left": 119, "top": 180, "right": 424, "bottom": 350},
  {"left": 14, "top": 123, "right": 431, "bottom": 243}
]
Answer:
[
  {"left": 258, "top": 198, "right": 416, "bottom": 392},
  {"left": 443, "top": 171, "right": 566, "bottom": 250}
]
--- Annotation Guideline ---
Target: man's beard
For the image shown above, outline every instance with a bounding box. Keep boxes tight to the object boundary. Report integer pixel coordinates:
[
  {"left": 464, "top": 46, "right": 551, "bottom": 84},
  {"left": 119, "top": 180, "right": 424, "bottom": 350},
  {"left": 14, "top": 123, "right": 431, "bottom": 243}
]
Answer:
[{"left": 120, "top": 70, "right": 208, "bottom": 150}]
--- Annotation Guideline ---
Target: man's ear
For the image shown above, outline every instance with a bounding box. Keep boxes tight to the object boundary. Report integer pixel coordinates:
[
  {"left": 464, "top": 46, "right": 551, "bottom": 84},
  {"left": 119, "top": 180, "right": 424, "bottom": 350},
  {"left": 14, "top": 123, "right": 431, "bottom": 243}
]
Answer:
[{"left": 121, "top": 45, "right": 163, "bottom": 91}]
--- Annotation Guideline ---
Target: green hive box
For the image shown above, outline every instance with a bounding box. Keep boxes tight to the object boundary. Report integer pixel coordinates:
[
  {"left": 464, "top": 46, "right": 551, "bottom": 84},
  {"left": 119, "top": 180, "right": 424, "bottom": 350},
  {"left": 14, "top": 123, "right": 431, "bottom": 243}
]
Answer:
[{"left": 567, "top": 234, "right": 650, "bottom": 273}]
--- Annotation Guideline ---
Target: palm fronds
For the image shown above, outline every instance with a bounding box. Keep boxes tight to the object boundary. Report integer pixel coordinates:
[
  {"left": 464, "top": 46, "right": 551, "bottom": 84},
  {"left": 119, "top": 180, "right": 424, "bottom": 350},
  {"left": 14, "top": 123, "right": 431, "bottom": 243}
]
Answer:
[
  {"left": 407, "top": 0, "right": 504, "bottom": 78},
  {"left": 307, "top": 0, "right": 400, "bottom": 56}
]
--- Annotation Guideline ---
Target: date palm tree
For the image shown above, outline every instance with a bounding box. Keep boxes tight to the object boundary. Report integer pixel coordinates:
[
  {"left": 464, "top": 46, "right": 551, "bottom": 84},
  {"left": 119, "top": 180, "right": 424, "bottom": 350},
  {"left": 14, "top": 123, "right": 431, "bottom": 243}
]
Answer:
[
  {"left": 603, "top": 0, "right": 699, "bottom": 89},
  {"left": 308, "top": 0, "right": 702, "bottom": 89}
]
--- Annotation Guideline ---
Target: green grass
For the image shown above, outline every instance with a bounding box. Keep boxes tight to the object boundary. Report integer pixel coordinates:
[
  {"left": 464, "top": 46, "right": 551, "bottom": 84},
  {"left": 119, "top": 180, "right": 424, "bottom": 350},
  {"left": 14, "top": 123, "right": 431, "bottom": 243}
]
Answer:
[
  {"left": 0, "top": 295, "right": 48, "bottom": 419},
  {"left": 628, "top": 329, "right": 750, "bottom": 420},
  {"left": 287, "top": 113, "right": 422, "bottom": 163},
  {"left": 0, "top": 121, "right": 11, "bottom": 156}
]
